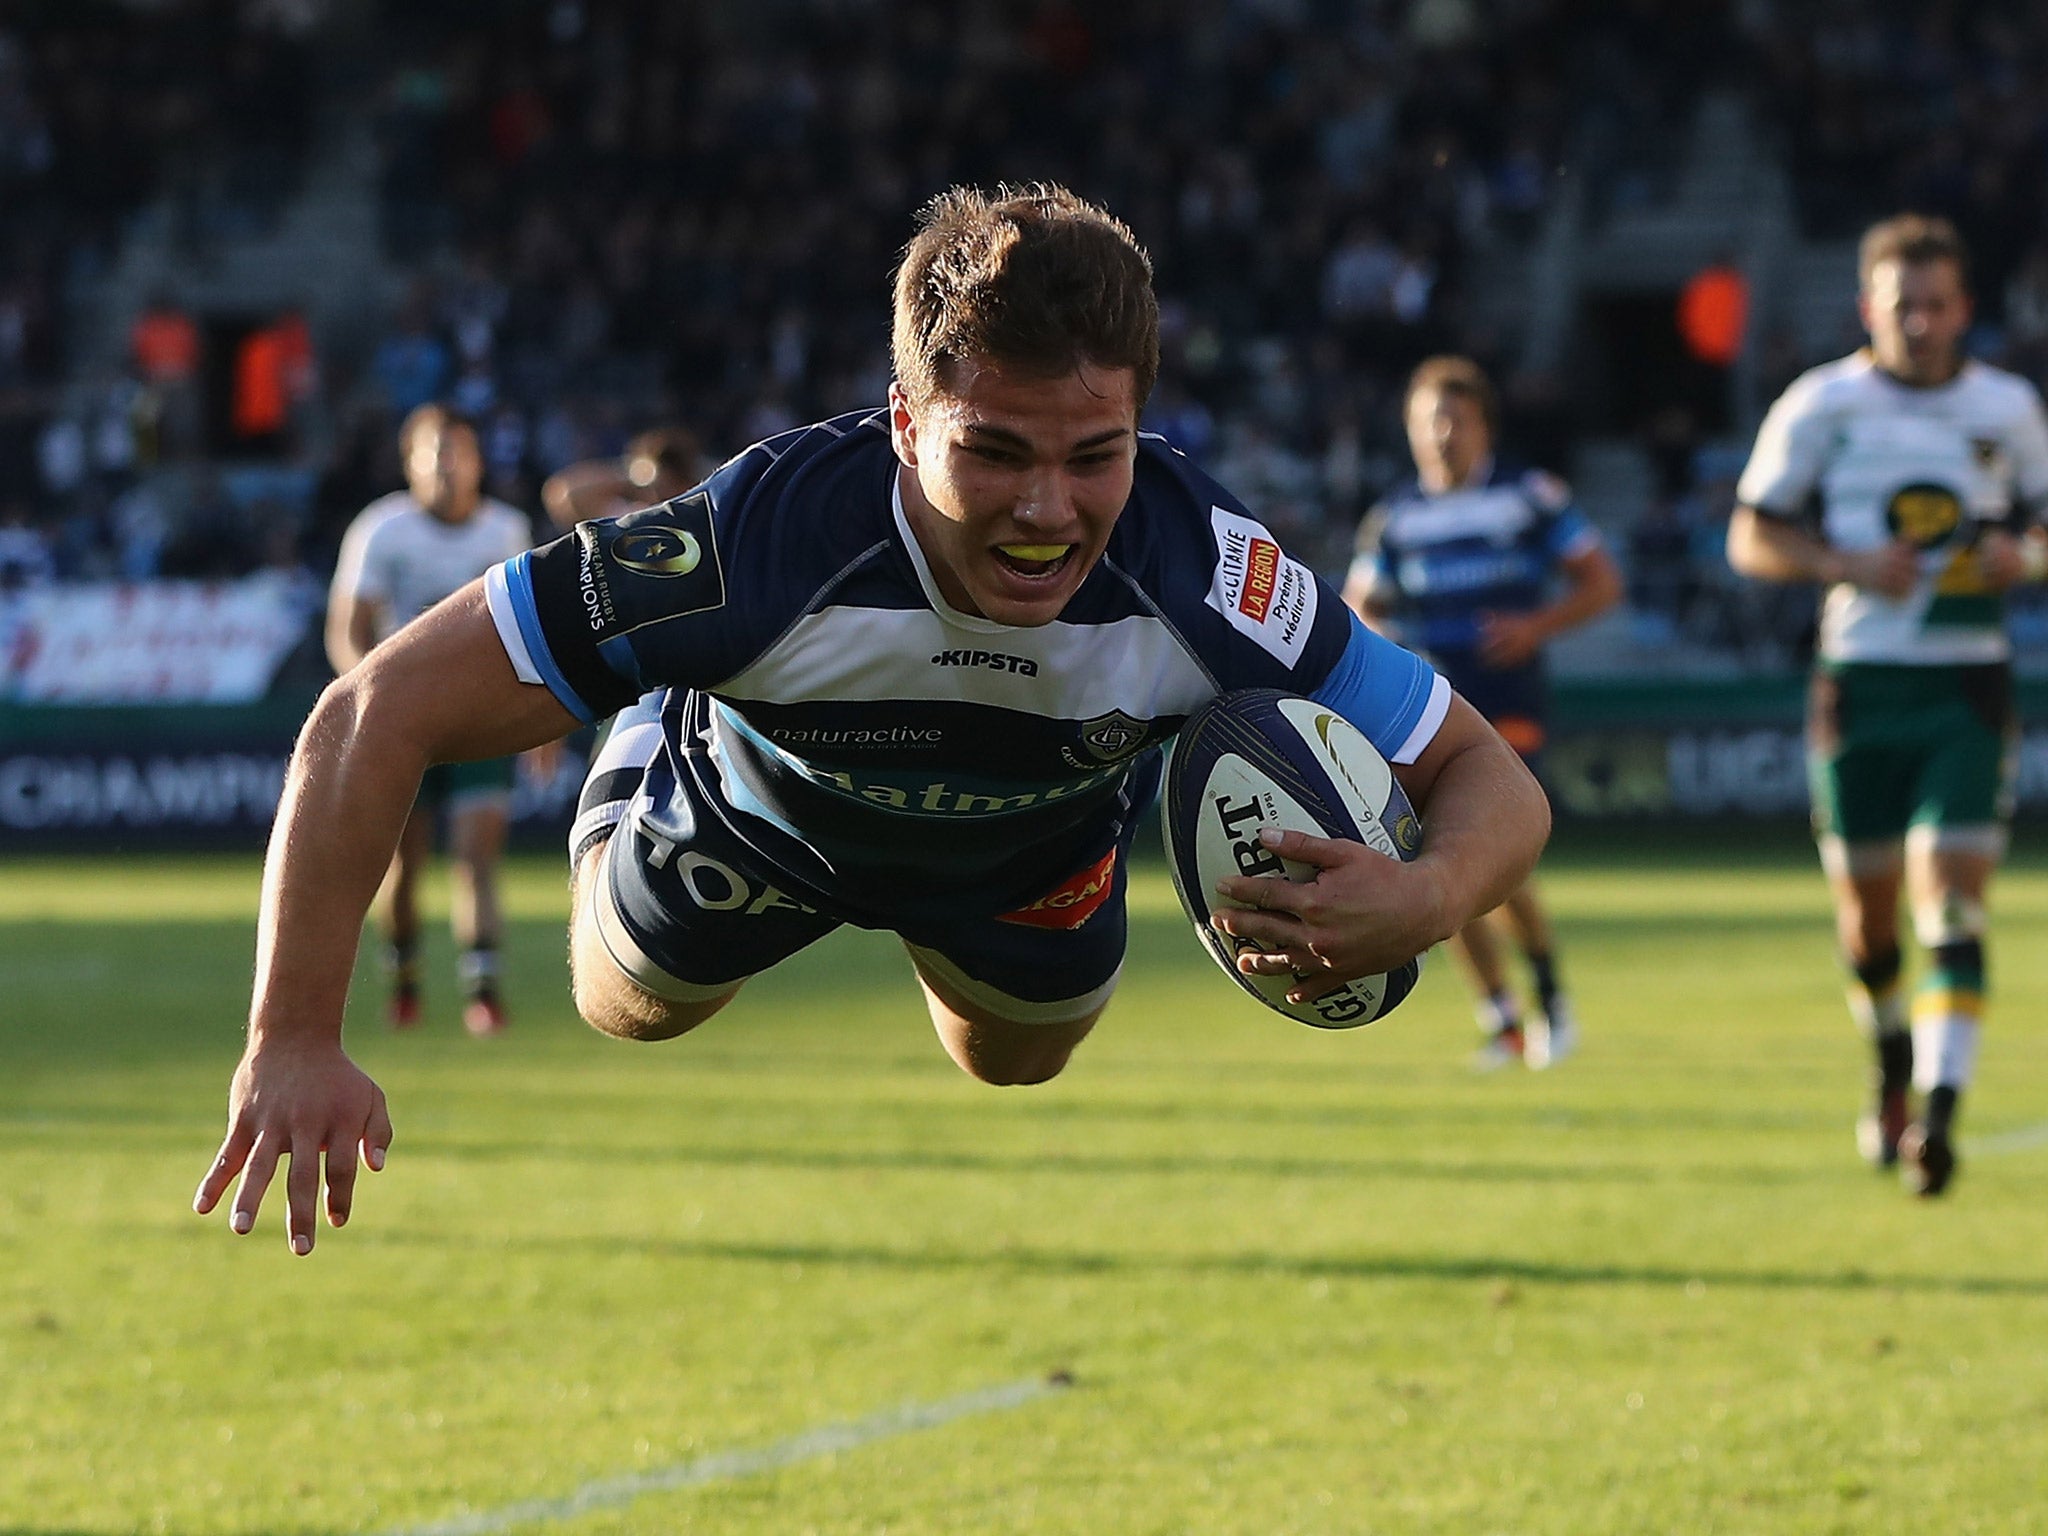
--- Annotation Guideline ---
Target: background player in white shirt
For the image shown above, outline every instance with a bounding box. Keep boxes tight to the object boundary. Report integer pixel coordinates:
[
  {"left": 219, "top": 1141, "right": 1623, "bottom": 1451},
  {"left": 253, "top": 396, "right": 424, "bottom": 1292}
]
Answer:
[
  {"left": 327, "top": 404, "right": 537, "bottom": 1036},
  {"left": 1728, "top": 215, "right": 2048, "bottom": 1195}
]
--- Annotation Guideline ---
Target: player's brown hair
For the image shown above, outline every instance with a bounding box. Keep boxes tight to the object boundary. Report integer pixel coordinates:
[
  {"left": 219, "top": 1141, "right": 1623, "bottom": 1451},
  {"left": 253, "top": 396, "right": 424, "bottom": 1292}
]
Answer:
[
  {"left": 398, "top": 402, "right": 479, "bottom": 456},
  {"left": 892, "top": 183, "right": 1159, "bottom": 412},
  {"left": 1403, "top": 355, "right": 1498, "bottom": 434},
  {"left": 1858, "top": 214, "right": 1969, "bottom": 290}
]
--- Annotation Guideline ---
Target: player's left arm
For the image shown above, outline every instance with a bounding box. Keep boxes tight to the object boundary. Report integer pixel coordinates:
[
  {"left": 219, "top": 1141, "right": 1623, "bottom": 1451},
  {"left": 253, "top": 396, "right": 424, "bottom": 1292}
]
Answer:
[
  {"left": 1479, "top": 486, "right": 1624, "bottom": 668},
  {"left": 1212, "top": 618, "right": 1550, "bottom": 991},
  {"left": 1477, "top": 539, "right": 1624, "bottom": 668},
  {"left": 1975, "top": 391, "right": 2048, "bottom": 590}
]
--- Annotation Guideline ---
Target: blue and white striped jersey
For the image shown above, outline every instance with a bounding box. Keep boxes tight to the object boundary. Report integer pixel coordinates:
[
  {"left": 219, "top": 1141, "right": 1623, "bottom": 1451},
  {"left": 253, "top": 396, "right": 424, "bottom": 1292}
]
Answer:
[
  {"left": 488, "top": 409, "right": 1447, "bottom": 897},
  {"left": 1348, "top": 459, "right": 1600, "bottom": 662}
]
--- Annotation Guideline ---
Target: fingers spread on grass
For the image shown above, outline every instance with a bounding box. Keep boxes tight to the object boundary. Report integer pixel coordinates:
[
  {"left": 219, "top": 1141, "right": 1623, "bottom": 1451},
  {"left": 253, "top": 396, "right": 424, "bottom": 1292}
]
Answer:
[
  {"left": 324, "top": 1137, "right": 359, "bottom": 1228},
  {"left": 365, "top": 1092, "right": 393, "bottom": 1173},
  {"left": 194, "top": 1122, "right": 254, "bottom": 1215},
  {"left": 285, "top": 1127, "right": 322, "bottom": 1255},
  {"left": 231, "top": 1134, "right": 280, "bottom": 1236}
]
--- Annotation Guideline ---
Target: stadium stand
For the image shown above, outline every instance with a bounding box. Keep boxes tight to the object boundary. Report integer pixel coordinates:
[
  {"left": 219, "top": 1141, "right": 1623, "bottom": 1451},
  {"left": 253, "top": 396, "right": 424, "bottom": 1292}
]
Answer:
[{"left": 6, "top": 0, "right": 2048, "bottom": 681}]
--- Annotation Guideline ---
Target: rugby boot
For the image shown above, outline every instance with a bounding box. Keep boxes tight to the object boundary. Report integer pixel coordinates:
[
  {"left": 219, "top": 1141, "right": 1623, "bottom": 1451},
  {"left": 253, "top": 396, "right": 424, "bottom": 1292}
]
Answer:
[
  {"left": 463, "top": 992, "right": 509, "bottom": 1037},
  {"left": 1899, "top": 1123, "right": 1957, "bottom": 1197},
  {"left": 388, "top": 983, "right": 422, "bottom": 1030},
  {"left": 1472, "top": 1024, "right": 1525, "bottom": 1073},
  {"left": 1526, "top": 995, "right": 1578, "bottom": 1071}
]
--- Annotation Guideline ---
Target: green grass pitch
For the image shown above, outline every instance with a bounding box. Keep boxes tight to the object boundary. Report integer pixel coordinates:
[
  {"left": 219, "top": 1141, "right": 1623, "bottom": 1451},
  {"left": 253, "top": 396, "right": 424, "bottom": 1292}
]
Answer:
[{"left": 4, "top": 826, "right": 2047, "bottom": 1535}]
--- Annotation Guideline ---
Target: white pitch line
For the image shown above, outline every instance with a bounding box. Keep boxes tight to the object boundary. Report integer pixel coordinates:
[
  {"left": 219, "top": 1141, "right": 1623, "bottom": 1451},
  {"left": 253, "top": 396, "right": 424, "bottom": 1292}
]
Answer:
[
  {"left": 1973, "top": 1119, "right": 2048, "bottom": 1156},
  {"left": 377, "top": 1376, "right": 1064, "bottom": 1536}
]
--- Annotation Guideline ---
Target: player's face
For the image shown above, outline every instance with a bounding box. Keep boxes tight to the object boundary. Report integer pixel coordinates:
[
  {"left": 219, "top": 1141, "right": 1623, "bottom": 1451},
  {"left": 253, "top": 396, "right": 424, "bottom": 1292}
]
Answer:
[
  {"left": 1861, "top": 257, "right": 1971, "bottom": 385},
  {"left": 1405, "top": 386, "right": 1490, "bottom": 490},
  {"left": 406, "top": 423, "right": 483, "bottom": 518},
  {"left": 890, "top": 358, "right": 1139, "bottom": 627}
]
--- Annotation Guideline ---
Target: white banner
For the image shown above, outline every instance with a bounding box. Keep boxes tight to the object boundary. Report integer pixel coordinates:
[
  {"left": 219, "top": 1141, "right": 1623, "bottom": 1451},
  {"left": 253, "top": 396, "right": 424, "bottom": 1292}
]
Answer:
[{"left": 2, "top": 575, "right": 315, "bottom": 704}]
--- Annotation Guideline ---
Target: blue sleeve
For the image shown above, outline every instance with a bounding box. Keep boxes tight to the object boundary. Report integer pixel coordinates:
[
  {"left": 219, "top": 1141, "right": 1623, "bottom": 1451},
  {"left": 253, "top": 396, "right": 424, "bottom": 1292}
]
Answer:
[
  {"left": 490, "top": 551, "right": 601, "bottom": 724},
  {"left": 1307, "top": 611, "right": 1451, "bottom": 765},
  {"left": 1542, "top": 506, "right": 1599, "bottom": 563}
]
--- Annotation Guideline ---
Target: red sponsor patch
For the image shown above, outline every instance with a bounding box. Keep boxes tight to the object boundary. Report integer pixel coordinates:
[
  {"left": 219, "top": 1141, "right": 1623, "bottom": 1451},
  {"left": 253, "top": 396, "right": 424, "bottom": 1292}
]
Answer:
[
  {"left": 999, "top": 847, "right": 1119, "bottom": 931},
  {"left": 1238, "top": 538, "right": 1280, "bottom": 622}
]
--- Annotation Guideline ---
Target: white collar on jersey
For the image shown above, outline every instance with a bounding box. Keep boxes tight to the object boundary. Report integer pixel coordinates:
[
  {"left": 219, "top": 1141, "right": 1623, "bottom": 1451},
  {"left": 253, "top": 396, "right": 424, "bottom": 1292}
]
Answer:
[{"left": 890, "top": 471, "right": 1024, "bottom": 636}]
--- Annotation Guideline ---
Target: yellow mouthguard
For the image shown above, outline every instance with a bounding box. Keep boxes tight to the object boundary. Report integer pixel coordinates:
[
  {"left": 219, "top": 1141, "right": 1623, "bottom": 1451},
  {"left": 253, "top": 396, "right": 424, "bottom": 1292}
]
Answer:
[{"left": 998, "top": 544, "right": 1072, "bottom": 562}]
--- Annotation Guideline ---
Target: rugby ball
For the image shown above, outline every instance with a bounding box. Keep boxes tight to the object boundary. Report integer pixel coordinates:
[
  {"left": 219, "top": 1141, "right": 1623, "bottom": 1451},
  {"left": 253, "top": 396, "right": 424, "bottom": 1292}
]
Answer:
[{"left": 1163, "top": 689, "right": 1423, "bottom": 1029}]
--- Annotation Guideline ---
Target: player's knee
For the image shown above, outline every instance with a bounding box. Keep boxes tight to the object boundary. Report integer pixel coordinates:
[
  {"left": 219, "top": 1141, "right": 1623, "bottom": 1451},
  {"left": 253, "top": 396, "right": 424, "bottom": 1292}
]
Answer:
[
  {"left": 957, "top": 1038, "right": 1076, "bottom": 1087},
  {"left": 570, "top": 965, "right": 701, "bottom": 1042},
  {"left": 938, "top": 1006, "right": 1101, "bottom": 1087},
  {"left": 1913, "top": 893, "right": 1987, "bottom": 950}
]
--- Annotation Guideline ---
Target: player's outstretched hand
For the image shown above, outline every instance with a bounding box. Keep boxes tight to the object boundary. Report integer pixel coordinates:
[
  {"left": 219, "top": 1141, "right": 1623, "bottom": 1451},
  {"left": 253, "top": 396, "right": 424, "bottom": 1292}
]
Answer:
[
  {"left": 193, "top": 1039, "right": 393, "bottom": 1255},
  {"left": 1210, "top": 827, "right": 1443, "bottom": 1001}
]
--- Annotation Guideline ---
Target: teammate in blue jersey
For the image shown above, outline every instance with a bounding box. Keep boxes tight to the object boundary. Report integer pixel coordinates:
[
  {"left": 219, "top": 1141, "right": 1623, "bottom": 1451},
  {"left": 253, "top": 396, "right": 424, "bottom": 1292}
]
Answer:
[
  {"left": 1345, "top": 357, "right": 1621, "bottom": 1071},
  {"left": 195, "top": 185, "right": 1551, "bottom": 1255}
]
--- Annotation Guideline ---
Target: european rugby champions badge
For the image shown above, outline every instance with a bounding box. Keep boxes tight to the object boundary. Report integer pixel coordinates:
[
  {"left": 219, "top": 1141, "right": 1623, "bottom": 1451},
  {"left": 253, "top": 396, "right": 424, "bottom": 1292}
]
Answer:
[{"left": 607, "top": 490, "right": 726, "bottom": 619}]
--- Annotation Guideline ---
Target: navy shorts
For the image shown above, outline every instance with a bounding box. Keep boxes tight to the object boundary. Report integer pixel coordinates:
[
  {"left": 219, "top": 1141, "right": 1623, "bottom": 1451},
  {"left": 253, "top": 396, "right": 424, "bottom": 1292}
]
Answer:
[{"left": 584, "top": 732, "right": 1148, "bottom": 1025}]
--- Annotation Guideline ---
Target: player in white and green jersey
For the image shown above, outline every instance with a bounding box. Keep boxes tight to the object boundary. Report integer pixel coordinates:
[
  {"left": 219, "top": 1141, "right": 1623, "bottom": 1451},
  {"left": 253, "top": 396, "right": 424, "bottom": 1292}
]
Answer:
[
  {"left": 328, "top": 404, "right": 537, "bottom": 1037},
  {"left": 1730, "top": 214, "right": 2048, "bottom": 1196}
]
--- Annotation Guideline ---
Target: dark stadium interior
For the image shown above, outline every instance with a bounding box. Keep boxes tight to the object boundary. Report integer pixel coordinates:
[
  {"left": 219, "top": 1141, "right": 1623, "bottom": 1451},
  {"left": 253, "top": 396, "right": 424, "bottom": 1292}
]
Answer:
[{"left": 5, "top": 0, "right": 2048, "bottom": 677}]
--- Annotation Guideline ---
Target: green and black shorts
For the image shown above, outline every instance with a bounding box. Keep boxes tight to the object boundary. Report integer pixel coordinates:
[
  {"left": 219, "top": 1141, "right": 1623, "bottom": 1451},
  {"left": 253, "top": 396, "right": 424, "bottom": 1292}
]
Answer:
[{"left": 1805, "top": 661, "right": 2016, "bottom": 844}]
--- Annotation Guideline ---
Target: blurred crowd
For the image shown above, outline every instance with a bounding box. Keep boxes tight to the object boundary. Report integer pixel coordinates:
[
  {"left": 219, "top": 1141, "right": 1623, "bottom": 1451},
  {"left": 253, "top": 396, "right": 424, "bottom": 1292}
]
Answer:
[
  {"left": 1751, "top": 0, "right": 2048, "bottom": 330},
  {"left": 5, "top": 0, "right": 2048, "bottom": 674}
]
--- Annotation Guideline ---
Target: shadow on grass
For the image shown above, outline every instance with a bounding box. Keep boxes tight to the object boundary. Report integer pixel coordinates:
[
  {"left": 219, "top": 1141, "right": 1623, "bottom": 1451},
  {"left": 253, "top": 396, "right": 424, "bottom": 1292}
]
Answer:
[
  {"left": 9, "top": 1104, "right": 1838, "bottom": 1190},
  {"left": 387, "top": 1231, "right": 2048, "bottom": 1300}
]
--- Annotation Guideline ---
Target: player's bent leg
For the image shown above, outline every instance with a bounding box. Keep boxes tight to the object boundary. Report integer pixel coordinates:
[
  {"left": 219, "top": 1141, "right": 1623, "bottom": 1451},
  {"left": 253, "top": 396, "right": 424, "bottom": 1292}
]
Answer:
[
  {"left": 1819, "top": 835, "right": 1912, "bottom": 1168},
  {"left": 563, "top": 696, "right": 738, "bottom": 1041},
  {"left": 379, "top": 804, "right": 434, "bottom": 1028},
  {"left": 447, "top": 793, "right": 510, "bottom": 950},
  {"left": 1499, "top": 880, "right": 1574, "bottom": 1069},
  {"left": 447, "top": 788, "right": 512, "bottom": 1035},
  {"left": 1818, "top": 835, "right": 1906, "bottom": 964},
  {"left": 1898, "top": 826, "right": 2003, "bottom": 1196},
  {"left": 1450, "top": 913, "right": 1523, "bottom": 1069},
  {"left": 568, "top": 839, "right": 739, "bottom": 1041},
  {"left": 904, "top": 942, "right": 1112, "bottom": 1086}
]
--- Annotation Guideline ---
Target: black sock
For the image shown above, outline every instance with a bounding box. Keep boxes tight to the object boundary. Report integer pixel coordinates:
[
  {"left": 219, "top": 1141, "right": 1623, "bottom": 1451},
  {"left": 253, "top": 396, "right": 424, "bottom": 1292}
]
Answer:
[
  {"left": 386, "top": 937, "right": 419, "bottom": 993},
  {"left": 1528, "top": 951, "right": 1559, "bottom": 1011},
  {"left": 1923, "top": 1085, "right": 1960, "bottom": 1139},
  {"left": 1876, "top": 1031, "right": 1914, "bottom": 1096}
]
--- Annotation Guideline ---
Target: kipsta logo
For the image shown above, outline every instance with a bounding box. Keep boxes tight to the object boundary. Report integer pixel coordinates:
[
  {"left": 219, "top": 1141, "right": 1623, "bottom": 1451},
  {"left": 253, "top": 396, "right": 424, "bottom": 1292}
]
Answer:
[{"left": 615, "top": 527, "right": 702, "bottom": 576}]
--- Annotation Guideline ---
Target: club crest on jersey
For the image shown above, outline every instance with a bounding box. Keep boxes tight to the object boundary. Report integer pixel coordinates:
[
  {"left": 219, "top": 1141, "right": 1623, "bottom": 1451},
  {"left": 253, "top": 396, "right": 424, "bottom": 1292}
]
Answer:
[
  {"left": 1885, "top": 482, "right": 1963, "bottom": 548},
  {"left": 1204, "top": 505, "right": 1317, "bottom": 665},
  {"left": 1062, "top": 709, "right": 1149, "bottom": 768}
]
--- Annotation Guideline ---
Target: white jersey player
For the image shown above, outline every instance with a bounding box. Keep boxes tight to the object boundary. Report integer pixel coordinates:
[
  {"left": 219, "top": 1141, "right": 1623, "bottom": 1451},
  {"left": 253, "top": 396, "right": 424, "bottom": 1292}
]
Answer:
[
  {"left": 327, "top": 404, "right": 536, "bottom": 1036},
  {"left": 1729, "top": 214, "right": 2048, "bottom": 1196}
]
